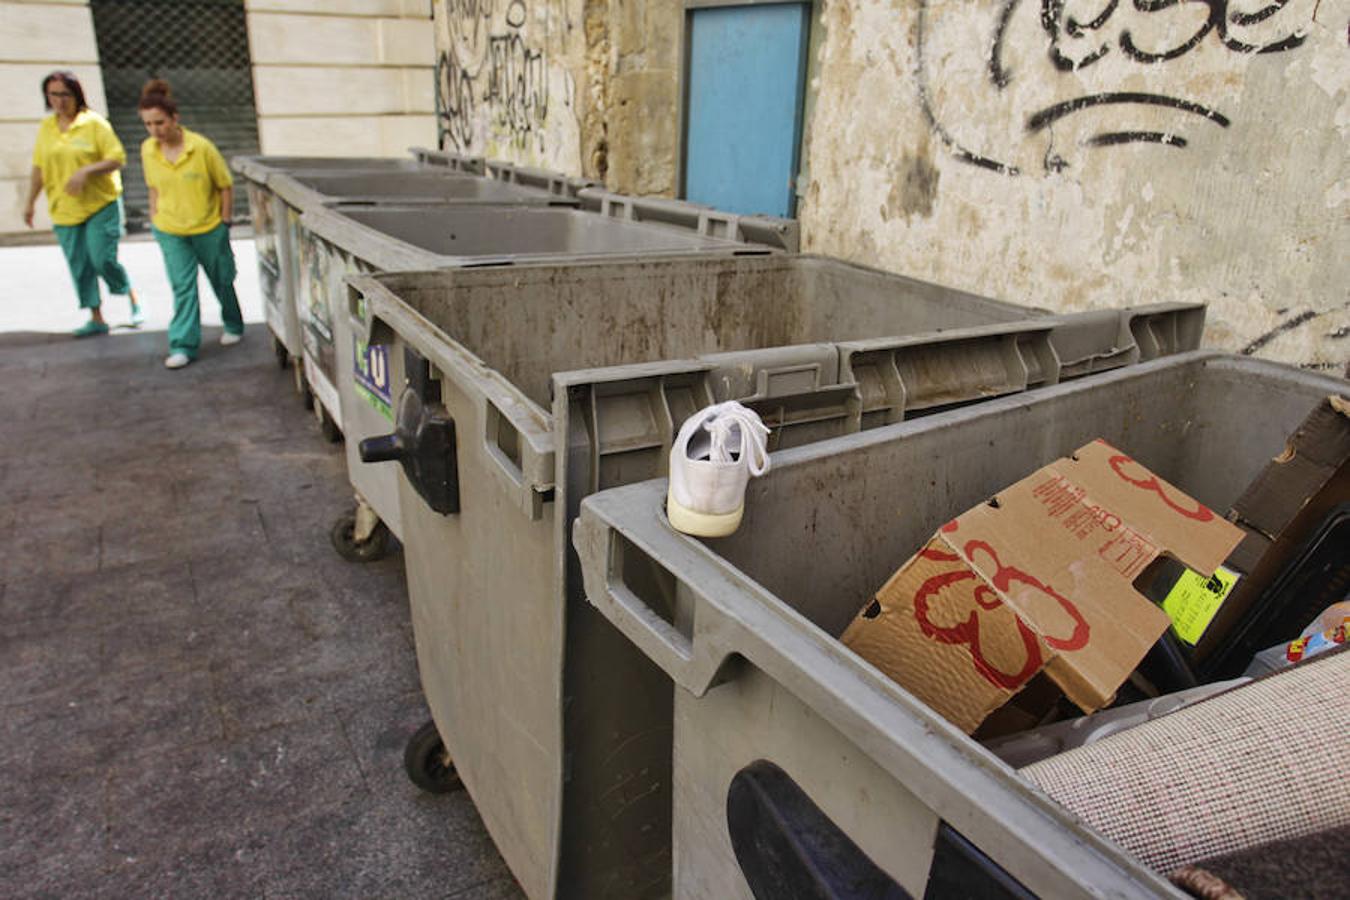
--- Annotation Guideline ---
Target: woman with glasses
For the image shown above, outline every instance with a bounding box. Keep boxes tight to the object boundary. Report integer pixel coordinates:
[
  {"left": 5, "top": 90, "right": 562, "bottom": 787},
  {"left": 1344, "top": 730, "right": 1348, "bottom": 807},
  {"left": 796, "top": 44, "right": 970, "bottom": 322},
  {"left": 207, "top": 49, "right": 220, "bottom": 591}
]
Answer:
[
  {"left": 138, "top": 78, "right": 243, "bottom": 370},
  {"left": 24, "top": 71, "right": 142, "bottom": 337}
]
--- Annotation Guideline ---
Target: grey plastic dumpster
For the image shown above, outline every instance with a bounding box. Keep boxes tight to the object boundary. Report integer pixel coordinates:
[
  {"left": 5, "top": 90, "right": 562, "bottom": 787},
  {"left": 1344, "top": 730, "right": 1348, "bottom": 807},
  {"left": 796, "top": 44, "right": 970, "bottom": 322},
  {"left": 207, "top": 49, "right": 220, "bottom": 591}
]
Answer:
[
  {"left": 410, "top": 146, "right": 472, "bottom": 168},
  {"left": 348, "top": 257, "right": 1204, "bottom": 898},
  {"left": 412, "top": 146, "right": 600, "bottom": 196},
  {"left": 269, "top": 168, "right": 592, "bottom": 212},
  {"left": 233, "top": 152, "right": 475, "bottom": 371},
  {"left": 572, "top": 352, "right": 1347, "bottom": 899},
  {"left": 304, "top": 195, "right": 800, "bottom": 559}
]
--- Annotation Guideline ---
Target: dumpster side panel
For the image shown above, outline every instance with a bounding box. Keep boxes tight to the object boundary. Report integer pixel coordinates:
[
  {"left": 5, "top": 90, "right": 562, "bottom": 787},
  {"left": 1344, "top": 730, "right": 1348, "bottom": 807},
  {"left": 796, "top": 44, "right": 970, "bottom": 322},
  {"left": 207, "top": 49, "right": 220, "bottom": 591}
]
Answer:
[
  {"left": 801, "top": 255, "right": 1046, "bottom": 327},
  {"left": 243, "top": 183, "right": 282, "bottom": 342},
  {"left": 385, "top": 256, "right": 1035, "bottom": 411},
  {"left": 286, "top": 206, "right": 310, "bottom": 369},
  {"left": 342, "top": 289, "right": 405, "bottom": 540},
  {"left": 296, "top": 230, "right": 340, "bottom": 429},
  {"left": 395, "top": 340, "right": 562, "bottom": 900},
  {"left": 243, "top": 184, "right": 302, "bottom": 357},
  {"left": 673, "top": 669, "right": 940, "bottom": 900},
  {"left": 298, "top": 230, "right": 380, "bottom": 433},
  {"left": 273, "top": 194, "right": 301, "bottom": 358}
]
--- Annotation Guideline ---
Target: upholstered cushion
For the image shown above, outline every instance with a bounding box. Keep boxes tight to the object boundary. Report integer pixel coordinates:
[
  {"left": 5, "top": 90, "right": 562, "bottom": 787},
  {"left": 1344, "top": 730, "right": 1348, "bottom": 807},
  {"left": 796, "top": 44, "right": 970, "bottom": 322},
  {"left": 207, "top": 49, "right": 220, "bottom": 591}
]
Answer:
[{"left": 1021, "top": 648, "right": 1348, "bottom": 875}]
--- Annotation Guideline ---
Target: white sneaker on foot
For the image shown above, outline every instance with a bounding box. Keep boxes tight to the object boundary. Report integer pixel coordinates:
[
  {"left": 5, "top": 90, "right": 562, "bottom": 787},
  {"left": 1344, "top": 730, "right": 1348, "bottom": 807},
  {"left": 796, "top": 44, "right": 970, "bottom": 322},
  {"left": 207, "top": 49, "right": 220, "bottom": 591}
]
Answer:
[
  {"left": 220, "top": 331, "right": 243, "bottom": 346},
  {"left": 667, "top": 401, "right": 771, "bottom": 537},
  {"left": 164, "top": 352, "right": 191, "bottom": 369}
]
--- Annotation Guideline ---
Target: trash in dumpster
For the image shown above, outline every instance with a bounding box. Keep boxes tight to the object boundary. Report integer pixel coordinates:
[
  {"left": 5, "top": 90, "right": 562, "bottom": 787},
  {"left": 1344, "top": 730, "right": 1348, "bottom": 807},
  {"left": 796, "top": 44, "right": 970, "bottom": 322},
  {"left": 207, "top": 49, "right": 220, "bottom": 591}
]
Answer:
[
  {"left": 1244, "top": 601, "right": 1349, "bottom": 677},
  {"left": 983, "top": 677, "right": 1248, "bottom": 768},
  {"left": 1168, "top": 824, "right": 1348, "bottom": 900},
  {"left": 840, "top": 438, "right": 1244, "bottom": 734},
  {"left": 1198, "top": 395, "right": 1349, "bottom": 679},
  {"left": 1142, "top": 558, "right": 1241, "bottom": 649},
  {"left": 1021, "top": 647, "right": 1349, "bottom": 879}
]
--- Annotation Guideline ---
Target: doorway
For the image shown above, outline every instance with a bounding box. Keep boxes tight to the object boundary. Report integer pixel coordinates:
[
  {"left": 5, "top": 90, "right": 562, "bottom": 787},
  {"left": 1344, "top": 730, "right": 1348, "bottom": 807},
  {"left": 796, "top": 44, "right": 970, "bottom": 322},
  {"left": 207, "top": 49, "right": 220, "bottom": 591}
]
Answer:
[{"left": 682, "top": 2, "right": 811, "bottom": 218}]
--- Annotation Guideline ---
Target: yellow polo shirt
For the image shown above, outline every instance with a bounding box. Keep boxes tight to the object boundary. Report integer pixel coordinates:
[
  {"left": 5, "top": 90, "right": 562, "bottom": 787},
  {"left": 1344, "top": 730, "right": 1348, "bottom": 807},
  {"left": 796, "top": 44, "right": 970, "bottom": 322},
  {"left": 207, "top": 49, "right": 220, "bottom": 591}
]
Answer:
[
  {"left": 31, "top": 110, "right": 125, "bottom": 226},
  {"left": 142, "top": 127, "right": 233, "bottom": 236}
]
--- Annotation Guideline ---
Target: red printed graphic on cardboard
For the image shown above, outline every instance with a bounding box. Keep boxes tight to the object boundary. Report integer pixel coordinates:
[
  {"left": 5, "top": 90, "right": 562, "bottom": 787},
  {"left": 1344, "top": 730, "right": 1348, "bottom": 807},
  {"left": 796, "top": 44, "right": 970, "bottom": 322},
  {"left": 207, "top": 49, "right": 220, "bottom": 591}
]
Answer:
[
  {"left": 1032, "top": 473, "right": 1130, "bottom": 543},
  {"left": 1107, "top": 452, "right": 1215, "bottom": 522},
  {"left": 911, "top": 523, "right": 1090, "bottom": 692},
  {"left": 1098, "top": 526, "right": 1158, "bottom": 580}
]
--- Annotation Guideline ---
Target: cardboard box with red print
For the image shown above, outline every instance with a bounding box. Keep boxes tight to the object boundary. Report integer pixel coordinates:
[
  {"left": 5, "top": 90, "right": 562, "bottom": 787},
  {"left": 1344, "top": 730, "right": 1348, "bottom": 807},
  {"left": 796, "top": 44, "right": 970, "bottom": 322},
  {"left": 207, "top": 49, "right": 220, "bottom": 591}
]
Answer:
[{"left": 841, "top": 439, "right": 1245, "bottom": 734}]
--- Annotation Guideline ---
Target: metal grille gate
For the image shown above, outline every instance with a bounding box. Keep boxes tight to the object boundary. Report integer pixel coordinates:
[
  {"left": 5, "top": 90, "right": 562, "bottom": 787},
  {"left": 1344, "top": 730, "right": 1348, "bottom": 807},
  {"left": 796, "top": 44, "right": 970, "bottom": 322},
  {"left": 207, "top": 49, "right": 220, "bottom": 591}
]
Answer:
[{"left": 90, "top": 0, "right": 259, "bottom": 231}]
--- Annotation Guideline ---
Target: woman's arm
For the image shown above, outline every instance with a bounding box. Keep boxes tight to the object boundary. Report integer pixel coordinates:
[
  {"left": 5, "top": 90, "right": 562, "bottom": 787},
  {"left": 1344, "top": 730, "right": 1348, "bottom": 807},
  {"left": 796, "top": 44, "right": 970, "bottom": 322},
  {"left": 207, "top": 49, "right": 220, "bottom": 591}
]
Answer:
[
  {"left": 147, "top": 187, "right": 158, "bottom": 219},
  {"left": 64, "top": 158, "right": 123, "bottom": 196},
  {"left": 219, "top": 185, "right": 233, "bottom": 225},
  {"left": 23, "top": 166, "right": 43, "bottom": 227}
]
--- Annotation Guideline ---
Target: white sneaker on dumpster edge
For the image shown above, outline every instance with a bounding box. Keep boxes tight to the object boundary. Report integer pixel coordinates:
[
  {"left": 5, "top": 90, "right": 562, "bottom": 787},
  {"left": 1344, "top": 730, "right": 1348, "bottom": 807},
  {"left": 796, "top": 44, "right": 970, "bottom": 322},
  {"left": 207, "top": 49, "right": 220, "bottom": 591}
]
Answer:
[{"left": 666, "top": 401, "right": 771, "bottom": 538}]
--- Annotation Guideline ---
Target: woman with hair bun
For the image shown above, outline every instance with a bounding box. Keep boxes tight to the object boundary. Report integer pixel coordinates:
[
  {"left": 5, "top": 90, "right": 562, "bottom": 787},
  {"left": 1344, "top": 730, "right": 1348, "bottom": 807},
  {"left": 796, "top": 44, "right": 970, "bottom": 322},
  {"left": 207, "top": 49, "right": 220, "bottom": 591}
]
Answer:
[
  {"left": 25, "top": 70, "right": 142, "bottom": 337},
  {"left": 138, "top": 78, "right": 243, "bottom": 370}
]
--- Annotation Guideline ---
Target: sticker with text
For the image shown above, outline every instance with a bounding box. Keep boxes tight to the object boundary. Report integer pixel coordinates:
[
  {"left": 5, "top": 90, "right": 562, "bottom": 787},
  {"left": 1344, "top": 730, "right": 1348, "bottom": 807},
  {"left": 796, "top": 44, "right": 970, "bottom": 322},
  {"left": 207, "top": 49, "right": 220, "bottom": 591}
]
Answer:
[
  {"left": 353, "top": 337, "right": 393, "bottom": 421},
  {"left": 1162, "top": 565, "right": 1239, "bottom": 645}
]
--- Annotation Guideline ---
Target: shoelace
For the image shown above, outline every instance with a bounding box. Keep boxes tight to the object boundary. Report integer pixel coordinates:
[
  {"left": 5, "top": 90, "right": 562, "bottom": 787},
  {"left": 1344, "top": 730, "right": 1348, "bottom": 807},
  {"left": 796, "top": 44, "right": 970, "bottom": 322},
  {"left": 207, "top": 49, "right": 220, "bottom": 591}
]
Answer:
[{"left": 704, "top": 403, "right": 771, "bottom": 475}]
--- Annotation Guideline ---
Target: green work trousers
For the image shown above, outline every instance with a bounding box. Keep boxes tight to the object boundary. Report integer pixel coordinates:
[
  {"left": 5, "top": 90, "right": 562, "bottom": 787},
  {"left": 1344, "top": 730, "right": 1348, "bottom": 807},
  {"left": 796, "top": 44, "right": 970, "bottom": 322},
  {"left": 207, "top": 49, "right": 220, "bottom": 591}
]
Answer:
[
  {"left": 52, "top": 198, "right": 132, "bottom": 311},
  {"left": 153, "top": 223, "right": 243, "bottom": 359}
]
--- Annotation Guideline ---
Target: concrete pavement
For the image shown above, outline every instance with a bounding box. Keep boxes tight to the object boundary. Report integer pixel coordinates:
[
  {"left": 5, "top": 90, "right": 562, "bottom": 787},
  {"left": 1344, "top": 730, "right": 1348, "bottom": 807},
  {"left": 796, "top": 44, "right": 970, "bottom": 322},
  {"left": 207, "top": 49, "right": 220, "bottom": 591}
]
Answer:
[{"left": 0, "top": 235, "right": 523, "bottom": 898}]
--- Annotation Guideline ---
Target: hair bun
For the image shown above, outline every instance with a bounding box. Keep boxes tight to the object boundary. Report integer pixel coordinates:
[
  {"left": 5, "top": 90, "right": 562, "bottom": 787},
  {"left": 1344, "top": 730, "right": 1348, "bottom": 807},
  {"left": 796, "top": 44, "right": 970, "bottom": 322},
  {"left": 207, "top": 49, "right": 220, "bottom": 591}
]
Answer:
[{"left": 140, "top": 78, "right": 173, "bottom": 101}]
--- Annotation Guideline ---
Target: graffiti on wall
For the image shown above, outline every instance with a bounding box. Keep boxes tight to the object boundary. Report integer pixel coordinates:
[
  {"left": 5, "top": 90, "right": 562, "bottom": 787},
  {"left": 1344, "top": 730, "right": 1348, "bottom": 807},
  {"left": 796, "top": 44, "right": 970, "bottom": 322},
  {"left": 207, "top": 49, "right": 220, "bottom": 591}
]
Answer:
[
  {"left": 436, "top": 0, "right": 553, "bottom": 153},
  {"left": 917, "top": 0, "right": 1316, "bottom": 175}
]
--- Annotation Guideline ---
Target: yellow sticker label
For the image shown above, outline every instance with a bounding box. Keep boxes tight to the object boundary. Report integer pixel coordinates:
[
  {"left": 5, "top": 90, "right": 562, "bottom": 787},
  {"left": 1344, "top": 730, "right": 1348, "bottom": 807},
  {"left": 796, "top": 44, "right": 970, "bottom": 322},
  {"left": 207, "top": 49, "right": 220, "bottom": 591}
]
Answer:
[{"left": 1162, "top": 565, "right": 1239, "bottom": 645}]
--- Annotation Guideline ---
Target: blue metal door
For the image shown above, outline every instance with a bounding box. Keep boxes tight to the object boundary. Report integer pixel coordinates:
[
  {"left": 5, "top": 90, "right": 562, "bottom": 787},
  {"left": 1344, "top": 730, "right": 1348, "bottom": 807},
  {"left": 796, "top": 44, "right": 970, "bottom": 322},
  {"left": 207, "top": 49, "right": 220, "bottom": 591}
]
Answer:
[{"left": 683, "top": 3, "right": 810, "bottom": 218}]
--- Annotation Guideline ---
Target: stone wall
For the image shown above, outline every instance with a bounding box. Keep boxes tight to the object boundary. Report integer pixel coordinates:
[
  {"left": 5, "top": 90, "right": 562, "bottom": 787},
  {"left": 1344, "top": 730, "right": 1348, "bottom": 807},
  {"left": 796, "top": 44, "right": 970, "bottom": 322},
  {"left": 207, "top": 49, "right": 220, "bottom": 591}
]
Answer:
[
  {"left": 246, "top": 0, "right": 436, "bottom": 157},
  {"left": 0, "top": 0, "right": 106, "bottom": 235},
  {"left": 430, "top": 0, "right": 590, "bottom": 175},
  {"left": 799, "top": 0, "right": 1348, "bottom": 369},
  {"left": 602, "top": 1, "right": 681, "bottom": 194}
]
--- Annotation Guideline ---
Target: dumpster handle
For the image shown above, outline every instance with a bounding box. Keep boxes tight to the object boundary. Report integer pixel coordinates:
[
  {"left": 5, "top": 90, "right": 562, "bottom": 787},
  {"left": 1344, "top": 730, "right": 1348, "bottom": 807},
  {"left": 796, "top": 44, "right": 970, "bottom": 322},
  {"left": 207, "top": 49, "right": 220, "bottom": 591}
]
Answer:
[
  {"left": 482, "top": 399, "right": 551, "bottom": 520},
  {"left": 598, "top": 525, "right": 698, "bottom": 677},
  {"left": 359, "top": 433, "right": 404, "bottom": 464},
  {"left": 605, "top": 574, "right": 696, "bottom": 668},
  {"left": 485, "top": 401, "right": 525, "bottom": 487}
]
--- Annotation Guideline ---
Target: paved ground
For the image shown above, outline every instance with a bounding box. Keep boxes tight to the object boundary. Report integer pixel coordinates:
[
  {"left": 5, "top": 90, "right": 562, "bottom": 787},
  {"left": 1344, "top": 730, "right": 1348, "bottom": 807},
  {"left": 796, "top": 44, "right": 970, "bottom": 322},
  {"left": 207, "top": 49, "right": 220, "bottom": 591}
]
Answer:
[{"left": 0, "top": 236, "right": 522, "bottom": 898}]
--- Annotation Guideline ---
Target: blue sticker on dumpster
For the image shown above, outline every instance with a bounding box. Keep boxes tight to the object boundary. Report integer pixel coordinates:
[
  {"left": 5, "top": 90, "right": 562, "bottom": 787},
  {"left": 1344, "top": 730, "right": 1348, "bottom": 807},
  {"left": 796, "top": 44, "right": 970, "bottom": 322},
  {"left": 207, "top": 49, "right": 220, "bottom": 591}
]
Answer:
[{"left": 354, "top": 337, "right": 393, "bottom": 421}]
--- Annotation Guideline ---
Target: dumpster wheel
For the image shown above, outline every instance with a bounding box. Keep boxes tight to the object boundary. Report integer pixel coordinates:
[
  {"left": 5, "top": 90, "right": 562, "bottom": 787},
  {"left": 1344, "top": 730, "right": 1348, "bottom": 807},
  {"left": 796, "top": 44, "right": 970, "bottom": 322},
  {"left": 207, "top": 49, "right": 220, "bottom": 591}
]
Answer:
[
  {"left": 319, "top": 408, "right": 342, "bottom": 444},
  {"left": 330, "top": 512, "right": 390, "bottom": 563},
  {"left": 273, "top": 336, "right": 289, "bottom": 370},
  {"left": 295, "top": 365, "right": 313, "bottom": 409},
  {"left": 405, "top": 721, "right": 463, "bottom": 794}
]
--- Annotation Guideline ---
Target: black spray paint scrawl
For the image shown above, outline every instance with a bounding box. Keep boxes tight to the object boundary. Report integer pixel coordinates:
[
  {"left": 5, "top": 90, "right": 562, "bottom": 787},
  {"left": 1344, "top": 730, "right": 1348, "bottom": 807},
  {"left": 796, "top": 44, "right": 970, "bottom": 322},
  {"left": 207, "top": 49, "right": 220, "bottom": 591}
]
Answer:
[
  {"left": 436, "top": 0, "right": 551, "bottom": 154},
  {"left": 916, "top": 0, "right": 1315, "bottom": 175}
]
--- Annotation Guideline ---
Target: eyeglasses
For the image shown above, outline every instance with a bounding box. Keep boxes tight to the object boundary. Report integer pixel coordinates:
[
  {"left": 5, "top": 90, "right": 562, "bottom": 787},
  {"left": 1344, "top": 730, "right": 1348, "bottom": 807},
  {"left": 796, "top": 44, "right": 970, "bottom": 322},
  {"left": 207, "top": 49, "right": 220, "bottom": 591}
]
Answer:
[{"left": 46, "top": 90, "right": 74, "bottom": 98}]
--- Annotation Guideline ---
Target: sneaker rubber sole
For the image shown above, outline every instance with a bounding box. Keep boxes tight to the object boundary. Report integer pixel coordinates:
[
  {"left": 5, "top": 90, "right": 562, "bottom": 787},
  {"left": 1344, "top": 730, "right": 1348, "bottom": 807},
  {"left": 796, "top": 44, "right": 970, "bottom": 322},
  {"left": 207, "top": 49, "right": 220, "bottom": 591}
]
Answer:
[{"left": 666, "top": 489, "right": 744, "bottom": 538}]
